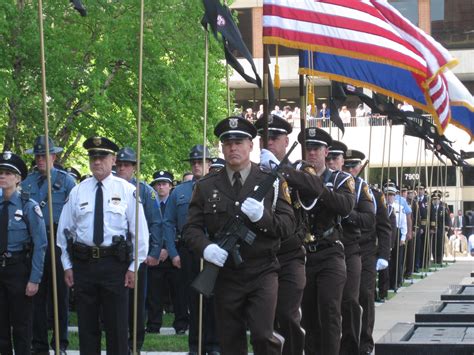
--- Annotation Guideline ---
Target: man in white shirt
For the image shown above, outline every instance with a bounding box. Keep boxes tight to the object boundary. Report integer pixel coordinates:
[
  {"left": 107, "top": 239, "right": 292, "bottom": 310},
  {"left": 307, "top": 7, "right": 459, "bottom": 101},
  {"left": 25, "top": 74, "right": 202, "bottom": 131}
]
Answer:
[{"left": 57, "top": 136, "right": 149, "bottom": 355}]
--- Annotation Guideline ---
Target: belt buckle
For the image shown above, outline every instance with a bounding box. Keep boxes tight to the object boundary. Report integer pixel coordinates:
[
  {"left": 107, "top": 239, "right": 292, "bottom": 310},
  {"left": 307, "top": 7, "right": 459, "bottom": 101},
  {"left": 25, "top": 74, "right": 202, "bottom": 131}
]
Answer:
[
  {"left": 39, "top": 201, "right": 46, "bottom": 208},
  {"left": 92, "top": 247, "right": 100, "bottom": 259},
  {"left": 308, "top": 244, "right": 318, "bottom": 253}
]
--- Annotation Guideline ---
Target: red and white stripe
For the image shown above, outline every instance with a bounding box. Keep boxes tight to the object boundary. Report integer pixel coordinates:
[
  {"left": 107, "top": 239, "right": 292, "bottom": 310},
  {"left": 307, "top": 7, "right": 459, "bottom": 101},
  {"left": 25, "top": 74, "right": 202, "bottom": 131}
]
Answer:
[{"left": 263, "top": 0, "right": 454, "bottom": 129}]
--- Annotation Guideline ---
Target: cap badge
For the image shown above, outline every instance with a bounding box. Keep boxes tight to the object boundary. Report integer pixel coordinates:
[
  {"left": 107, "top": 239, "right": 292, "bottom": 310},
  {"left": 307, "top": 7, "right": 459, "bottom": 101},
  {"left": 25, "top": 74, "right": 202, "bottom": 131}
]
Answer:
[
  {"left": 268, "top": 115, "right": 274, "bottom": 124},
  {"left": 3, "top": 152, "right": 11, "bottom": 160},
  {"left": 217, "top": 14, "right": 226, "bottom": 27},
  {"left": 159, "top": 171, "right": 164, "bottom": 175},
  {"left": 346, "top": 149, "right": 352, "bottom": 157},
  {"left": 229, "top": 118, "right": 238, "bottom": 129},
  {"left": 37, "top": 144, "right": 42, "bottom": 150},
  {"left": 93, "top": 137, "right": 102, "bottom": 146},
  {"left": 308, "top": 128, "right": 316, "bottom": 137}
]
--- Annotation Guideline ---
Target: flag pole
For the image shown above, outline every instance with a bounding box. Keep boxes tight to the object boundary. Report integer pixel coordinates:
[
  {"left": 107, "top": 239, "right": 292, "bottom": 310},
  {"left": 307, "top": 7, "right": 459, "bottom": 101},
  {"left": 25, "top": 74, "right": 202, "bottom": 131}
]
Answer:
[
  {"left": 379, "top": 117, "right": 388, "bottom": 188},
  {"left": 440, "top": 162, "right": 448, "bottom": 266},
  {"left": 36, "top": 1, "right": 61, "bottom": 353},
  {"left": 410, "top": 139, "right": 422, "bottom": 282},
  {"left": 262, "top": 46, "right": 269, "bottom": 149},
  {"left": 366, "top": 122, "right": 373, "bottom": 183},
  {"left": 399, "top": 129, "right": 408, "bottom": 287},
  {"left": 132, "top": 0, "right": 146, "bottom": 353},
  {"left": 299, "top": 74, "right": 306, "bottom": 160}
]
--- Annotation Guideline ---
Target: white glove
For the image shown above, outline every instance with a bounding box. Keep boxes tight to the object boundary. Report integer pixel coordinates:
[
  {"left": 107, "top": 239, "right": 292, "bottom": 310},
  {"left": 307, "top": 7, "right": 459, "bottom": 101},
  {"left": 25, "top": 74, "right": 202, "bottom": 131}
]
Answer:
[
  {"left": 203, "top": 244, "right": 228, "bottom": 267},
  {"left": 241, "top": 197, "right": 264, "bottom": 223},
  {"left": 260, "top": 149, "right": 280, "bottom": 169},
  {"left": 376, "top": 258, "right": 389, "bottom": 271}
]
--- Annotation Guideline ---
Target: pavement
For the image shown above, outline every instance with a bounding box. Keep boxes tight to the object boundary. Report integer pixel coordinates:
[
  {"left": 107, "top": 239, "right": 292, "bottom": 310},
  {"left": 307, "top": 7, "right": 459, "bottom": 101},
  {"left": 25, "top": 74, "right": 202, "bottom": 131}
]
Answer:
[{"left": 43, "top": 258, "right": 473, "bottom": 354}]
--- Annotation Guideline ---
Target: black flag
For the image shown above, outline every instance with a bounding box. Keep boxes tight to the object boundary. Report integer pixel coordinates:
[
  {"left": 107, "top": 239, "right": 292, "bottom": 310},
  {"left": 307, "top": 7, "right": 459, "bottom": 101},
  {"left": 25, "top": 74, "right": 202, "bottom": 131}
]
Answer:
[
  {"left": 70, "top": 0, "right": 87, "bottom": 16},
  {"left": 329, "top": 81, "right": 346, "bottom": 134},
  {"left": 202, "top": 0, "right": 262, "bottom": 88}
]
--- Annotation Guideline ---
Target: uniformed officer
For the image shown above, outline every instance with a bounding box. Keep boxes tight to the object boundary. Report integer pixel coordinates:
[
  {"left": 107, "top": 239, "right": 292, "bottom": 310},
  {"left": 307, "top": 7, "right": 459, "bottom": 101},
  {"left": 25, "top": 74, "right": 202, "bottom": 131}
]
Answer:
[
  {"left": 402, "top": 186, "right": 415, "bottom": 278},
  {"left": 414, "top": 185, "right": 428, "bottom": 272},
  {"left": 56, "top": 136, "right": 149, "bottom": 355},
  {"left": 256, "top": 114, "right": 306, "bottom": 355},
  {"left": 146, "top": 171, "right": 182, "bottom": 334},
  {"left": 279, "top": 128, "right": 355, "bottom": 355},
  {"left": 184, "top": 116, "right": 295, "bottom": 354},
  {"left": 359, "top": 184, "right": 391, "bottom": 354},
  {"left": 209, "top": 158, "right": 225, "bottom": 173},
  {"left": 430, "top": 190, "right": 450, "bottom": 264},
  {"left": 115, "top": 147, "right": 162, "bottom": 354},
  {"left": 65, "top": 167, "right": 82, "bottom": 183},
  {"left": 162, "top": 145, "right": 220, "bottom": 354},
  {"left": 22, "top": 136, "right": 76, "bottom": 355},
  {"left": 339, "top": 148, "right": 375, "bottom": 355},
  {"left": 0, "top": 151, "right": 47, "bottom": 355}
]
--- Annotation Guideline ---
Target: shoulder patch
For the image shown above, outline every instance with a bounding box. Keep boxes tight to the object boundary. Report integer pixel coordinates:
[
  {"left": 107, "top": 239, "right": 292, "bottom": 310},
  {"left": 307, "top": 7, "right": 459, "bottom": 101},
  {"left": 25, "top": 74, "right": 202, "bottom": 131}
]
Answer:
[
  {"left": 380, "top": 194, "right": 387, "bottom": 208},
  {"left": 34, "top": 205, "right": 43, "bottom": 218},
  {"left": 281, "top": 180, "right": 292, "bottom": 204},
  {"left": 346, "top": 177, "right": 355, "bottom": 194},
  {"left": 304, "top": 166, "right": 317, "bottom": 176},
  {"left": 362, "top": 183, "right": 372, "bottom": 201},
  {"left": 150, "top": 190, "right": 157, "bottom": 200},
  {"left": 133, "top": 190, "right": 142, "bottom": 203}
]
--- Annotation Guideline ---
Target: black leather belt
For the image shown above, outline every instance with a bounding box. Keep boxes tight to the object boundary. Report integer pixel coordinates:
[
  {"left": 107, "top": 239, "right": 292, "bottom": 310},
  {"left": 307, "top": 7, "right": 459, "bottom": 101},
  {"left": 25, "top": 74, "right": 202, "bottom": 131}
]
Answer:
[
  {"left": 304, "top": 240, "right": 342, "bottom": 253},
  {"left": 72, "top": 243, "right": 117, "bottom": 260},
  {"left": 0, "top": 251, "right": 29, "bottom": 267}
]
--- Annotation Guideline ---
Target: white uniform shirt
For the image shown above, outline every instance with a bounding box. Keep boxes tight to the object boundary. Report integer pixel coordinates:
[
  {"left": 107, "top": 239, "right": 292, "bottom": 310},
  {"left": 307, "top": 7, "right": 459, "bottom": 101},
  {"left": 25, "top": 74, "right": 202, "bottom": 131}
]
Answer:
[
  {"left": 390, "top": 201, "right": 408, "bottom": 242},
  {"left": 57, "top": 174, "right": 149, "bottom": 271}
]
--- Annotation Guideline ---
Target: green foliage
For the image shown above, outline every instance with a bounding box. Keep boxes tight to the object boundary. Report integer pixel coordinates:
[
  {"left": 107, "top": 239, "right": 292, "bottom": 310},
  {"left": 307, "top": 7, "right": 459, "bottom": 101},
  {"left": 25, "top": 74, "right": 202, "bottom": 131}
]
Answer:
[{"left": 0, "top": 0, "right": 228, "bottom": 178}]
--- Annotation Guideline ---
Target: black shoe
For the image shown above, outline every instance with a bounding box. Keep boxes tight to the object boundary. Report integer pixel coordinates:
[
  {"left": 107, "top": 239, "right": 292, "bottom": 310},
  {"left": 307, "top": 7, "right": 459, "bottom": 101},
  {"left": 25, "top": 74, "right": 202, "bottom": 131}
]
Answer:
[
  {"left": 176, "top": 328, "right": 186, "bottom": 335},
  {"left": 146, "top": 327, "right": 160, "bottom": 334},
  {"left": 57, "top": 351, "right": 67, "bottom": 355},
  {"left": 188, "top": 352, "right": 198, "bottom": 355},
  {"left": 207, "top": 352, "right": 221, "bottom": 355}
]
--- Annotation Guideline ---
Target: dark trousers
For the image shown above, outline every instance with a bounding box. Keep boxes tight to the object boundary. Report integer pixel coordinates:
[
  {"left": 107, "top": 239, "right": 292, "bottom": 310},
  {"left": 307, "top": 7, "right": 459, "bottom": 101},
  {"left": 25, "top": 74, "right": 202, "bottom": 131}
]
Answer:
[
  {"left": 128, "top": 263, "right": 147, "bottom": 351},
  {"left": 185, "top": 247, "right": 219, "bottom": 353},
  {"left": 146, "top": 259, "right": 188, "bottom": 332},
  {"left": 389, "top": 243, "right": 405, "bottom": 290},
  {"left": 0, "top": 261, "right": 32, "bottom": 355},
  {"left": 302, "top": 244, "right": 347, "bottom": 355},
  {"left": 74, "top": 257, "right": 129, "bottom": 355},
  {"left": 432, "top": 229, "right": 444, "bottom": 264},
  {"left": 275, "top": 247, "right": 306, "bottom": 355},
  {"left": 340, "top": 251, "right": 362, "bottom": 355},
  {"left": 404, "top": 236, "right": 414, "bottom": 277},
  {"left": 414, "top": 229, "right": 426, "bottom": 270},
  {"left": 32, "top": 244, "right": 69, "bottom": 352},
  {"left": 214, "top": 257, "right": 281, "bottom": 355},
  {"left": 358, "top": 242, "right": 376, "bottom": 354}
]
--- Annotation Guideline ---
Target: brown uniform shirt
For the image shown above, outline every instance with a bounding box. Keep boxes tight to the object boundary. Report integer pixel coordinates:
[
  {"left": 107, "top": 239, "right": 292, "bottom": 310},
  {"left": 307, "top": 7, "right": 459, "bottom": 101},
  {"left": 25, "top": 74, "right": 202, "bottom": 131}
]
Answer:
[{"left": 183, "top": 163, "right": 295, "bottom": 262}]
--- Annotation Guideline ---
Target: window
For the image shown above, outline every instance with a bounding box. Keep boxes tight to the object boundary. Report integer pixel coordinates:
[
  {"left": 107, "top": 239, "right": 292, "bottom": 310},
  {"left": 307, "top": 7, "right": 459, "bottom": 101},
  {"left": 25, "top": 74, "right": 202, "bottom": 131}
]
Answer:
[
  {"left": 431, "top": 0, "right": 474, "bottom": 49},
  {"left": 234, "top": 8, "right": 253, "bottom": 56},
  {"left": 462, "top": 166, "right": 474, "bottom": 186},
  {"left": 369, "top": 166, "right": 456, "bottom": 187},
  {"left": 389, "top": 0, "right": 419, "bottom": 25}
]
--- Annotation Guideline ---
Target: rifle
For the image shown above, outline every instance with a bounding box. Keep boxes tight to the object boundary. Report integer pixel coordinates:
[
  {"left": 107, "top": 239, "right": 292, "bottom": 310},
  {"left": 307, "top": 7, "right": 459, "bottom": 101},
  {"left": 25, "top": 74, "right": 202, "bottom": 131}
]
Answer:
[
  {"left": 191, "top": 141, "right": 298, "bottom": 297},
  {"left": 356, "top": 159, "right": 369, "bottom": 179}
]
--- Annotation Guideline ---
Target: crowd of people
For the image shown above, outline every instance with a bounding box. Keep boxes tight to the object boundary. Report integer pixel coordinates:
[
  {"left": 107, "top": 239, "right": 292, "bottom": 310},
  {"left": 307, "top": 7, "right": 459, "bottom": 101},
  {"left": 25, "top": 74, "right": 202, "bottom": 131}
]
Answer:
[{"left": 0, "top": 118, "right": 472, "bottom": 355}]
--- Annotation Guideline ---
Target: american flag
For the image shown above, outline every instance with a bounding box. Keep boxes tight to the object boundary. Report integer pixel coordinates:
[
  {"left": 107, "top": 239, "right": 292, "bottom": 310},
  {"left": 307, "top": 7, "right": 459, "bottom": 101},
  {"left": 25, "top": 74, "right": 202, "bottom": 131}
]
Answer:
[{"left": 263, "top": 0, "right": 456, "bottom": 132}]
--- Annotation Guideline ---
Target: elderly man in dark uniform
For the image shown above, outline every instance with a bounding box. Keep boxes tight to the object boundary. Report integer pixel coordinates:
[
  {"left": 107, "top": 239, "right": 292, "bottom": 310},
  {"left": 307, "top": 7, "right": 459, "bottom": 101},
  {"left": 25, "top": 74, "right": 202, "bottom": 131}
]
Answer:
[
  {"left": 184, "top": 116, "right": 295, "bottom": 355},
  {"left": 0, "top": 152, "right": 47, "bottom": 355},
  {"left": 22, "top": 136, "right": 76, "bottom": 355},
  {"left": 279, "top": 128, "right": 355, "bottom": 355},
  {"left": 256, "top": 114, "right": 306, "bottom": 355},
  {"left": 56, "top": 137, "right": 149, "bottom": 355},
  {"left": 414, "top": 185, "right": 428, "bottom": 272},
  {"left": 339, "top": 148, "right": 375, "bottom": 355},
  {"left": 430, "top": 190, "right": 450, "bottom": 264},
  {"left": 115, "top": 147, "right": 162, "bottom": 354}
]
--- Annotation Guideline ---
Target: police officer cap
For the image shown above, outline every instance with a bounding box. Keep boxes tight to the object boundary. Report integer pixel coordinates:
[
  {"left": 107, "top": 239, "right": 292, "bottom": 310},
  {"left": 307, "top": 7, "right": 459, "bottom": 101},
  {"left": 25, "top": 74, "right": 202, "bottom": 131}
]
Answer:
[
  {"left": 328, "top": 140, "right": 347, "bottom": 158},
  {"left": 416, "top": 184, "right": 425, "bottom": 189},
  {"left": 150, "top": 170, "right": 174, "bottom": 185},
  {"left": 116, "top": 147, "right": 137, "bottom": 163},
  {"left": 214, "top": 116, "right": 257, "bottom": 142},
  {"left": 66, "top": 167, "right": 81, "bottom": 181},
  {"left": 254, "top": 114, "right": 292, "bottom": 137},
  {"left": 184, "top": 145, "right": 212, "bottom": 161},
  {"left": 210, "top": 157, "right": 225, "bottom": 169},
  {"left": 0, "top": 151, "right": 28, "bottom": 180},
  {"left": 298, "top": 128, "right": 332, "bottom": 147},
  {"left": 26, "top": 135, "right": 63, "bottom": 155},
  {"left": 383, "top": 181, "right": 398, "bottom": 195},
  {"left": 431, "top": 189, "right": 443, "bottom": 199},
  {"left": 344, "top": 149, "right": 365, "bottom": 168},
  {"left": 83, "top": 136, "right": 119, "bottom": 157}
]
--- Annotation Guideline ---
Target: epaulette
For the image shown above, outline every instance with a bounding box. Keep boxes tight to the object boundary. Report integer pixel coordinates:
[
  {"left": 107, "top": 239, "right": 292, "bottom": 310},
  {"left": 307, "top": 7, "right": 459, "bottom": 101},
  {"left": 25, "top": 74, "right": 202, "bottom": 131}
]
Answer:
[{"left": 333, "top": 170, "right": 353, "bottom": 190}]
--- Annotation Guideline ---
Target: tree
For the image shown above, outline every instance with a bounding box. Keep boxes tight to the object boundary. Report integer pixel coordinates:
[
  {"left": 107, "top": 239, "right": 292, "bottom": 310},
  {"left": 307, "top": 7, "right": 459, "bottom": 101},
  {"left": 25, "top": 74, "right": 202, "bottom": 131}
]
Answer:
[{"left": 0, "top": 0, "right": 228, "bottom": 177}]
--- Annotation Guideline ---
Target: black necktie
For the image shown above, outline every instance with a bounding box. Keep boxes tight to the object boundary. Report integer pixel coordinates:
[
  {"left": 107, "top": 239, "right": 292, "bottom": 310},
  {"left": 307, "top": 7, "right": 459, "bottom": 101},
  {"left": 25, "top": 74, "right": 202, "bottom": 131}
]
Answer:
[
  {"left": 160, "top": 201, "right": 166, "bottom": 215},
  {"left": 93, "top": 182, "right": 104, "bottom": 246},
  {"left": 233, "top": 172, "right": 242, "bottom": 196},
  {"left": 0, "top": 202, "right": 9, "bottom": 254}
]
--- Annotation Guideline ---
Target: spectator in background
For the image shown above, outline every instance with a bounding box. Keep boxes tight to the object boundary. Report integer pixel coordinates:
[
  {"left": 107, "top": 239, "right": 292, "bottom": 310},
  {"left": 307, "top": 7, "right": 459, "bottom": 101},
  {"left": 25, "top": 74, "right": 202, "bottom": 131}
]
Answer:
[
  {"left": 356, "top": 103, "right": 370, "bottom": 126},
  {"left": 257, "top": 104, "right": 264, "bottom": 119},
  {"left": 244, "top": 108, "right": 255, "bottom": 122},
  {"left": 318, "top": 102, "right": 330, "bottom": 119},
  {"left": 400, "top": 100, "right": 414, "bottom": 112},
  {"left": 182, "top": 172, "right": 193, "bottom": 182},
  {"left": 293, "top": 106, "right": 300, "bottom": 120},
  {"left": 339, "top": 106, "right": 352, "bottom": 125},
  {"left": 271, "top": 105, "right": 282, "bottom": 116},
  {"left": 282, "top": 105, "right": 293, "bottom": 121}
]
